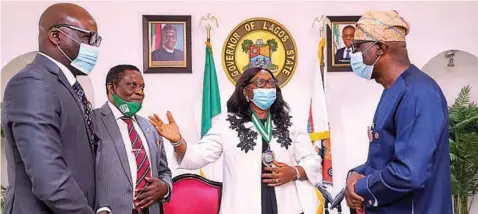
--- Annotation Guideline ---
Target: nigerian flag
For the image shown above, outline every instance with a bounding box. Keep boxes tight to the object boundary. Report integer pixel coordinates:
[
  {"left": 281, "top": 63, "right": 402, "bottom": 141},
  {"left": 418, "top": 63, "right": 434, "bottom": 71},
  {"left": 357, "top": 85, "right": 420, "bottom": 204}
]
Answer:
[
  {"left": 198, "top": 39, "right": 222, "bottom": 179},
  {"left": 200, "top": 40, "right": 222, "bottom": 137}
]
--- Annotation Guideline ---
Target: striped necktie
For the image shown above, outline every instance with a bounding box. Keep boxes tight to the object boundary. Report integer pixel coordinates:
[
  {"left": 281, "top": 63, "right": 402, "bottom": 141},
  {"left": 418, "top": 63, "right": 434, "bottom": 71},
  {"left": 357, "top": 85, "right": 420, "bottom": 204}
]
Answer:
[
  {"left": 72, "top": 81, "right": 95, "bottom": 146},
  {"left": 121, "top": 117, "right": 151, "bottom": 213}
]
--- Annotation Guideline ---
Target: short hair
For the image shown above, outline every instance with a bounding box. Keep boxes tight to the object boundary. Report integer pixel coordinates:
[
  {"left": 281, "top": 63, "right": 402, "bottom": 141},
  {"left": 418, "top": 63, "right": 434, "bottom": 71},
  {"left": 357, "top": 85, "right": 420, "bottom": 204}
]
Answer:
[
  {"left": 105, "top": 64, "right": 141, "bottom": 94},
  {"left": 343, "top": 25, "right": 356, "bottom": 32}
]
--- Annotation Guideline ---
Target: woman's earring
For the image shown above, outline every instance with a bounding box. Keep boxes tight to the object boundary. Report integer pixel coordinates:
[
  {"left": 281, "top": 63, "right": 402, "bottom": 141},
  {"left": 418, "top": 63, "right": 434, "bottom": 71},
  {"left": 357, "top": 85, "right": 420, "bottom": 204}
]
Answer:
[{"left": 244, "top": 93, "right": 250, "bottom": 102}]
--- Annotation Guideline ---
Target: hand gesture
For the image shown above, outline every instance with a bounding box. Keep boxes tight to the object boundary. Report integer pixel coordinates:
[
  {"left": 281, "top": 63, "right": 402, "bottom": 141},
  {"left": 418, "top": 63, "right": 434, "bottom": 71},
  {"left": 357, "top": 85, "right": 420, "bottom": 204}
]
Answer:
[
  {"left": 345, "top": 171, "right": 365, "bottom": 211},
  {"left": 149, "top": 112, "right": 181, "bottom": 142},
  {"left": 135, "top": 177, "right": 169, "bottom": 209},
  {"left": 261, "top": 160, "right": 297, "bottom": 187}
]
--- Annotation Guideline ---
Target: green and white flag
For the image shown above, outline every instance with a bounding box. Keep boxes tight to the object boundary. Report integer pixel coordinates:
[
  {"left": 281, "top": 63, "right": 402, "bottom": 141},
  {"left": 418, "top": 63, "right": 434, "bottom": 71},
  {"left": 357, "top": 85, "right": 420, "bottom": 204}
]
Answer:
[{"left": 198, "top": 40, "right": 222, "bottom": 180}]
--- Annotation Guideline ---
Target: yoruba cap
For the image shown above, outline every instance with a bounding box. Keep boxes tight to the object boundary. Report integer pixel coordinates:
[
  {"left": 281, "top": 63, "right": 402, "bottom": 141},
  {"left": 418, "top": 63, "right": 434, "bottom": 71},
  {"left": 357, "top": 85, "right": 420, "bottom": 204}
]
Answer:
[
  {"left": 162, "top": 24, "right": 177, "bottom": 33},
  {"left": 355, "top": 10, "right": 410, "bottom": 42}
]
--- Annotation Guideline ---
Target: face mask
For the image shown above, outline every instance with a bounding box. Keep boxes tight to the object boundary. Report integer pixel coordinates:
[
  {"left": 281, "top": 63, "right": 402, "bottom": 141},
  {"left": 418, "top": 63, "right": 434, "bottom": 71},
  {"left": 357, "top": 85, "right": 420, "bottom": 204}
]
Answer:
[
  {"left": 350, "top": 42, "right": 380, "bottom": 80},
  {"left": 249, "top": 88, "right": 277, "bottom": 110},
  {"left": 113, "top": 94, "right": 142, "bottom": 118},
  {"left": 57, "top": 30, "right": 99, "bottom": 75}
]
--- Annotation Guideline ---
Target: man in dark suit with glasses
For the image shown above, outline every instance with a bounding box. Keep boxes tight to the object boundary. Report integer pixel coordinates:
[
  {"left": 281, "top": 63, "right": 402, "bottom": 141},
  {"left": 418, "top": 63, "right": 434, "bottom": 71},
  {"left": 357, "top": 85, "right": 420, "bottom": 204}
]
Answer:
[{"left": 1, "top": 3, "right": 102, "bottom": 214}]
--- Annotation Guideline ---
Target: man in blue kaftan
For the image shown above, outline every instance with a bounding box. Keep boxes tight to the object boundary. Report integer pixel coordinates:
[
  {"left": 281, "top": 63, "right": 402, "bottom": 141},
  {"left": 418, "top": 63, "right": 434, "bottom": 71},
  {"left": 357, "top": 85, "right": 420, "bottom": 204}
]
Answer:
[{"left": 344, "top": 10, "right": 453, "bottom": 214}]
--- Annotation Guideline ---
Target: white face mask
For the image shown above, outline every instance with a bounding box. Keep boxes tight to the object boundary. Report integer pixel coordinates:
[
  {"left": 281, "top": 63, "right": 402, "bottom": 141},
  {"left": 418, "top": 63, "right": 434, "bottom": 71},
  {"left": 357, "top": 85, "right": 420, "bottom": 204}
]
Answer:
[
  {"left": 350, "top": 42, "right": 380, "bottom": 80},
  {"left": 57, "top": 30, "right": 99, "bottom": 75}
]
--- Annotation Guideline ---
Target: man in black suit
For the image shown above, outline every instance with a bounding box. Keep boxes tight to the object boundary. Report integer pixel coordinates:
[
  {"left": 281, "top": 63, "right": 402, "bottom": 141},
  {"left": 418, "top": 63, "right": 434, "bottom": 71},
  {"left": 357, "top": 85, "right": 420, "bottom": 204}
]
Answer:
[
  {"left": 151, "top": 24, "right": 184, "bottom": 61},
  {"left": 335, "top": 25, "right": 356, "bottom": 64},
  {"left": 1, "top": 3, "right": 101, "bottom": 213}
]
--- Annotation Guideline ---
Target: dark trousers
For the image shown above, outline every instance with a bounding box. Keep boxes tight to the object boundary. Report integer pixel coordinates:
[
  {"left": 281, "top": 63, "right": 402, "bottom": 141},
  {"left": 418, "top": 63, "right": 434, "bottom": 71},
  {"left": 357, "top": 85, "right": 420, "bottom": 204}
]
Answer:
[{"left": 132, "top": 209, "right": 149, "bottom": 214}]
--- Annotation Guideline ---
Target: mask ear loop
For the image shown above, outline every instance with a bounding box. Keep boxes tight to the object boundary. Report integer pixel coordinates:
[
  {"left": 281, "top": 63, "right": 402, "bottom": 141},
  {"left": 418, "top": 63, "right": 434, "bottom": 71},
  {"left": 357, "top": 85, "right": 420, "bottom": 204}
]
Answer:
[
  {"left": 56, "top": 28, "right": 82, "bottom": 44},
  {"left": 109, "top": 83, "right": 118, "bottom": 97},
  {"left": 362, "top": 41, "right": 381, "bottom": 66},
  {"left": 372, "top": 42, "right": 386, "bottom": 66},
  {"left": 52, "top": 28, "right": 78, "bottom": 62},
  {"left": 362, "top": 41, "right": 378, "bottom": 53},
  {"left": 372, "top": 55, "right": 381, "bottom": 66},
  {"left": 243, "top": 88, "right": 250, "bottom": 102}
]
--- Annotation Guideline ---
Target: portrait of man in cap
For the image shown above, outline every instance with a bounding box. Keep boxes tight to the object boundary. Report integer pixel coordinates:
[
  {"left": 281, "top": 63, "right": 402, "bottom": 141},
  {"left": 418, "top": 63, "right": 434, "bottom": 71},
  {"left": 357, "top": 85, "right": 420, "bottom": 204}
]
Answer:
[
  {"left": 143, "top": 16, "right": 191, "bottom": 73},
  {"left": 151, "top": 24, "right": 185, "bottom": 62}
]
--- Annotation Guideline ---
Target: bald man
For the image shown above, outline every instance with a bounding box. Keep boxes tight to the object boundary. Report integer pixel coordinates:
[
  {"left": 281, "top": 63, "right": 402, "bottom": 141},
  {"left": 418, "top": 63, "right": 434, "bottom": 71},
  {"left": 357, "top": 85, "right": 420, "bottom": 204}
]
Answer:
[{"left": 1, "top": 3, "right": 102, "bottom": 214}]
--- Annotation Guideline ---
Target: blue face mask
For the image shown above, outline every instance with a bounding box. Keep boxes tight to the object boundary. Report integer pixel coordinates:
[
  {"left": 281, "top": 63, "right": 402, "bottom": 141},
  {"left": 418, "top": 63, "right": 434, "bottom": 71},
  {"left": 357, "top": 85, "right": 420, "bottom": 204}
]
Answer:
[
  {"left": 70, "top": 43, "right": 99, "bottom": 75},
  {"left": 57, "top": 30, "right": 99, "bottom": 75},
  {"left": 249, "top": 88, "right": 277, "bottom": 110},
  {"left": 350, "top": 42, "right": 380, "bottom": 80}
]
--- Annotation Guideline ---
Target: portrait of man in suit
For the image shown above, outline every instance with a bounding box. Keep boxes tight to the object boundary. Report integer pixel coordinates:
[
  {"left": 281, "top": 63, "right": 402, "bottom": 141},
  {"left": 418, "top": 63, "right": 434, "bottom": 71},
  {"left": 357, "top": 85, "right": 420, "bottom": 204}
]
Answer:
[
  {"left": 151, "top": 24, "right": 185, "bottom": 62},
  {"left": 334, "top": 25, "right": 356, "bottom": 65},
  {"left": 94, "top": 64, "right": 172, "bottom": 214}
]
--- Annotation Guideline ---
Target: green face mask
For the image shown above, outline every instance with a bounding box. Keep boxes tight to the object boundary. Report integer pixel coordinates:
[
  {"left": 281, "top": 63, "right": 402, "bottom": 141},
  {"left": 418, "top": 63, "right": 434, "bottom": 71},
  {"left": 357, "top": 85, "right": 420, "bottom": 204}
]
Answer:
[{"left": 112, "top": 94, "right": 142, "bottom": 118}]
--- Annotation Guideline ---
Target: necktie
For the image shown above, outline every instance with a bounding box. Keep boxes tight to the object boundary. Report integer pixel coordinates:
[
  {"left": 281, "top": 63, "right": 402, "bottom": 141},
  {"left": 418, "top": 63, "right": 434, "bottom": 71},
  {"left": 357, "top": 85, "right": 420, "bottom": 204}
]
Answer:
[
  {"left": 346, "top": 49, "right": 351, "bottom": 59},
  {"left": 122, "top": 117, "right": 151, "bottom": 213},
  {"left": 72, "top": 81, "right": 95, "bottom": 146}
]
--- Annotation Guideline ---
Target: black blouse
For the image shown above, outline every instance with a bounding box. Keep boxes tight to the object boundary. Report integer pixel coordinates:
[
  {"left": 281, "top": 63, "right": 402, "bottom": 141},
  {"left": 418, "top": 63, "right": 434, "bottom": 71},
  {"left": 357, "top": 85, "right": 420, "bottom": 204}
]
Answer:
[{"left": 260, "top": 119, "right": 278, "bottom": 214}]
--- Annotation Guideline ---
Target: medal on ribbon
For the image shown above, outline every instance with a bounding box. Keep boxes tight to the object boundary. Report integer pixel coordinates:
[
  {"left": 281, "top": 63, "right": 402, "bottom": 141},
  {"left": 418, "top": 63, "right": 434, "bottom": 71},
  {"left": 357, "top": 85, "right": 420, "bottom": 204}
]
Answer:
[
  {"left": 251, "top": 111, "right": 274, "bottom": 167},
  {"left": 367, "top": 126, "right": 373, "bottom": 142},
  {"left": 262, "top": 150, "right": 275, "bottom": 167}
]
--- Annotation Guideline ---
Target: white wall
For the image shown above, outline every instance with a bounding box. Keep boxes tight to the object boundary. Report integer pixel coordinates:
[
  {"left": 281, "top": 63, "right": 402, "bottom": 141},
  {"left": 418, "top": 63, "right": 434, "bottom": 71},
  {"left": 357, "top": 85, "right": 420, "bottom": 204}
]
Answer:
[
  {"left": 423, "top": 50, "right": 478, "bottom": 103},
  {"left": 2, "top": 1, "right": 478, "bottom": 213},
  {"left": 422, "top": 50, "right": 478, "bottom": 213}
]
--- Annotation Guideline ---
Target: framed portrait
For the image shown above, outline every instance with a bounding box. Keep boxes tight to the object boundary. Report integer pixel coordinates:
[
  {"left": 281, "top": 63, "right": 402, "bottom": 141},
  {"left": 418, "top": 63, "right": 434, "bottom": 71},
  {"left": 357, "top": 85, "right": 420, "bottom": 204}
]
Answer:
[
  {"left": 142, "top": 15, "right": 192, "bottom": 73},
  {"left": 326, "top": 16, "right": 361, "bottom": 72}
]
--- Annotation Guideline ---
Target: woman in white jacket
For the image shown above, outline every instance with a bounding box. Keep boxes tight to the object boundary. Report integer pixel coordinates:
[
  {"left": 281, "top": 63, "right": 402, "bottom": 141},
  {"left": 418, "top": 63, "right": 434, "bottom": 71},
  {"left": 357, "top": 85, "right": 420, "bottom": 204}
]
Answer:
[{"left": 149, "top": 67, "right": 322, "bottom": 214}]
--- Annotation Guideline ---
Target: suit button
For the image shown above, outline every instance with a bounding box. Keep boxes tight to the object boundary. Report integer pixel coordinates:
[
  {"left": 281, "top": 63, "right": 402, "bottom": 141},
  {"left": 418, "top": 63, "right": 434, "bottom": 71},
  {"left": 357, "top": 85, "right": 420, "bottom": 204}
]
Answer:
[{"left": 127, "top": 188, "right": 132, "bottom": 194}]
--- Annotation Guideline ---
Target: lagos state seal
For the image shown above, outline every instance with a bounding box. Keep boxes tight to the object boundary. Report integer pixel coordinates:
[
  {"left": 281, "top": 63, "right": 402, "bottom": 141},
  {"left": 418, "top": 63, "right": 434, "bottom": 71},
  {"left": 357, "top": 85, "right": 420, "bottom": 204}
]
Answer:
[{"left": 222, "top": 17, "right": 298, "bottom": 88}]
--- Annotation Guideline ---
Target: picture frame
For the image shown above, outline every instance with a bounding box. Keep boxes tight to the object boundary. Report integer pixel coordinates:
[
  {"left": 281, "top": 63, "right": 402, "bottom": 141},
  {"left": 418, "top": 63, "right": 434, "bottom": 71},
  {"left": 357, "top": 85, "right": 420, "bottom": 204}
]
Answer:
[
  {"left": 142, "top": 15, "right": 192, "bottom": 74},
  {"left": 326, "top": 16, "right": 361, "bottom": 72}
]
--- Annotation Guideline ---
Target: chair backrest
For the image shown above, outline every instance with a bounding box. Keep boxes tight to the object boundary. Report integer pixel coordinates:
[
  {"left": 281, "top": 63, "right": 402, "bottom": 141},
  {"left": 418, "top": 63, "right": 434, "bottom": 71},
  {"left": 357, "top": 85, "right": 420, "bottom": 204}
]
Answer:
[{"left": 162, "top": 173, "right": 222, "bottom": 214}]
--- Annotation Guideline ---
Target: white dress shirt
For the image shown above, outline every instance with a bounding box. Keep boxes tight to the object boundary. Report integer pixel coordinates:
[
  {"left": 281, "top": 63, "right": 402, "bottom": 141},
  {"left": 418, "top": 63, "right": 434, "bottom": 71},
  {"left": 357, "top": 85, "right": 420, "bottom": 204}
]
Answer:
[
  {"left": 162, "top": 44, "right": 175, "bottom": 53},
  {"left": 97, "top": 102, "right": 152, "bottom": 213},
  {"left": 108, "top": 101, "right": 152, "bottom": 186},
  {"left": 343, "top": 47, "right": 352, "bottom": 59},
  {"left": 39, "top": 52, "right": 76, "bottom": 86}
]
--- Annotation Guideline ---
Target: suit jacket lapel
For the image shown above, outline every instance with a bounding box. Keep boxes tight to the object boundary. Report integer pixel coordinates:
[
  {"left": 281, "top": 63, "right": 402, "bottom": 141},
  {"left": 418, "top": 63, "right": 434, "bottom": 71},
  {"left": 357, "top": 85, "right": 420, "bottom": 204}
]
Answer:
[
  {"left": 35, "top": 54, "right": 93, "bottom": 154},
  {"left": 136, "top": 117, "right": 158, "bottom": 177},
  {"left": 58, "top": 73, "right": 83, "bottom": 111},
  {"left": 100, "top": 103, "right": 133, "bottom": 186},
  {"left": 34, "top": 54, "right": 83, "bottom": 112}
]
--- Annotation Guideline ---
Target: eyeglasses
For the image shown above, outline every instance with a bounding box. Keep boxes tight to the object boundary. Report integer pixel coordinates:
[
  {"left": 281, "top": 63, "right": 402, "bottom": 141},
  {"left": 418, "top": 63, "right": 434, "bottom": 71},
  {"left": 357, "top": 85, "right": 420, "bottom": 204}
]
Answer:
[
  {"left": 249, "top": 78, "right": 277, "bottom": 88},
  {"left": 351, "top": 40, "right": 376, "bottom": 53},
  {"left": 51, "top": 23, "right": 102, "bottom": 47}
]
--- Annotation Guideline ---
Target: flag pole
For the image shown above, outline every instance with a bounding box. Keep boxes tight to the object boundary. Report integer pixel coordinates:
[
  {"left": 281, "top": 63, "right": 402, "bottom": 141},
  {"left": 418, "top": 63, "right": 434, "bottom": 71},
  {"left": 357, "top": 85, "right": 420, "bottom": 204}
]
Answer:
[
  {"left": 312, "top": 15, "right": 334, "bottom": 214},
  {"left": 199, "top": 13, "right": 219, "bottom": 42},
  {"left": 198, "top": 13, "right": 220, "bottom": 179}
]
